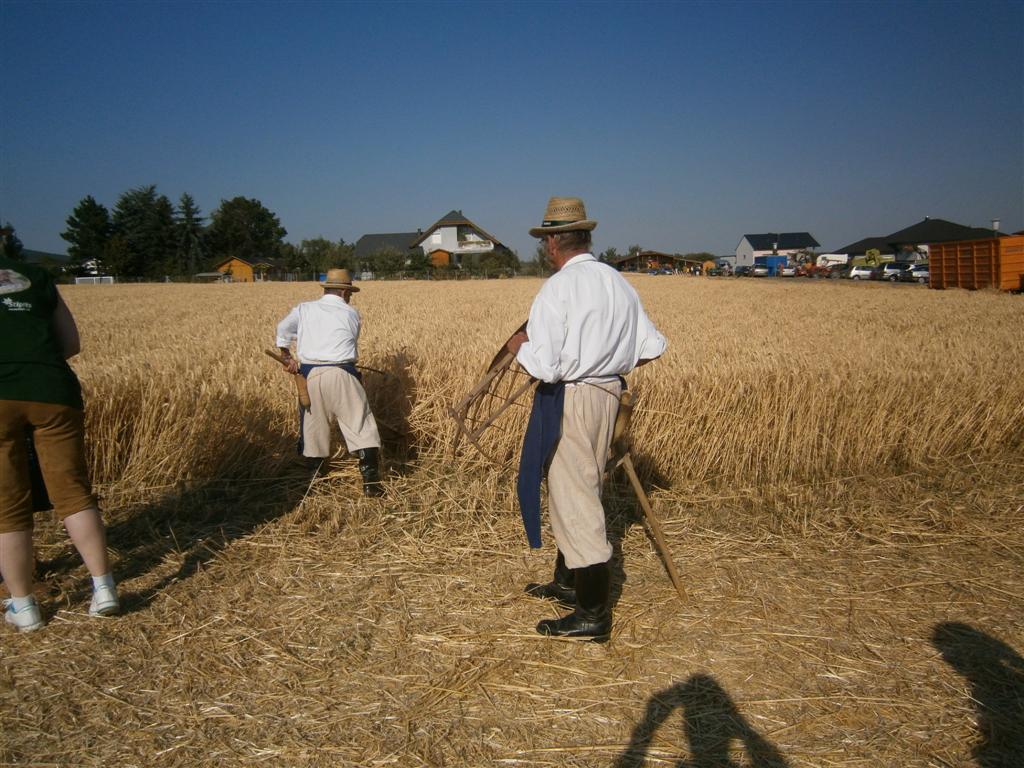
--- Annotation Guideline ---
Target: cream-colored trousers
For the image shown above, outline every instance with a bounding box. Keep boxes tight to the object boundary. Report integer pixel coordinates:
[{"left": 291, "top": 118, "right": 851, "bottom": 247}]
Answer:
[
  {"left": 302, "top": 367, "right": 381, "bottom": 457},
  {"left": 548, "top": 380, "right": 621, "bottom": 569}
]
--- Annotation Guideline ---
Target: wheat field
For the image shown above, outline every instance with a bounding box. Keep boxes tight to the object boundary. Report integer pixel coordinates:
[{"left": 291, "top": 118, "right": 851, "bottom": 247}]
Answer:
[{"left": 3, "top": 276, "right": 1022, "bottom": 767}]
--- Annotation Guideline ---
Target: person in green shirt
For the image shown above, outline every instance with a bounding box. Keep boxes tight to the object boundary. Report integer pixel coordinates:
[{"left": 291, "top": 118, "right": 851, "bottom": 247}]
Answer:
[{"left": 1, "top": 258, "right": 120, "bottom": 632}]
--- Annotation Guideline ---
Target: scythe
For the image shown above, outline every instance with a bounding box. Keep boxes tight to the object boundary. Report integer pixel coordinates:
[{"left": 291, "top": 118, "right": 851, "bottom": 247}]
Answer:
[
  {"left": 265, "top": 349, "right": 311, "bottom": 409},
  {"left": 448, "top": 322, "right": 535, "bottom": 465}
]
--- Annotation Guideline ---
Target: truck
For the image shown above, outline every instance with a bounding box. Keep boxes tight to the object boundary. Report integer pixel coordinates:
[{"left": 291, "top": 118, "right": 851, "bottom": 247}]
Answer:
[
  {"left": 801, "top": 253, "right": 849, "bottom": 278},
  {"left": 816, "top": 253, "right": 849, "bottom": 268},
  {"left": 928, "top": 235, "right": 1024, "bottom": 292}
]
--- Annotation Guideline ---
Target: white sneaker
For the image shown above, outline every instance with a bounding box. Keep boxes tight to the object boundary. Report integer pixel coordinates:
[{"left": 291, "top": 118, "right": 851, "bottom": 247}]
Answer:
[
  {"left": 89, "top": 584, "right": 120, "bottom": 617},
  {"left": 4, "top": 598, "right": 45, "bottom": 632}
]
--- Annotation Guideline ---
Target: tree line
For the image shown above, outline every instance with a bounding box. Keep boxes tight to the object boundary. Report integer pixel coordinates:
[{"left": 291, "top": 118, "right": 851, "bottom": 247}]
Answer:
[
  {"left": 54, "top": 185, "right": 527, "bottom": 280},
  {"left": 4, "top": 189, "right": 716, "bottom": 282},
  {"left": 58, "top": 186, "right": 307, "bottom": 279}
]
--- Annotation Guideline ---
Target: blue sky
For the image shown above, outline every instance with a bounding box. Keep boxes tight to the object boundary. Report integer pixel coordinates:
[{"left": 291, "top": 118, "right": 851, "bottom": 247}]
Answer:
[{"left": 2, "top": 0, "right": 1021, "bottom": 259}]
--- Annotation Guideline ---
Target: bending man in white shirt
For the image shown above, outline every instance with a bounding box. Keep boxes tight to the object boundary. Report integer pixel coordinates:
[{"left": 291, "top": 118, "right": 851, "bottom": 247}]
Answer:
[
  {"left": 275, "top": 269, "right": 384, "bottom": 497},
  {"left": 507, "top": 196, "right": 667, "bottom": 642}
]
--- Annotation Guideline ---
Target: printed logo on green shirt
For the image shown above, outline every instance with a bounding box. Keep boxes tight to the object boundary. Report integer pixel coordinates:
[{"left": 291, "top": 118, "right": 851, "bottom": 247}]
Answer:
[{"left": 2, "top": 297, "right": 33, "bottom": 311}]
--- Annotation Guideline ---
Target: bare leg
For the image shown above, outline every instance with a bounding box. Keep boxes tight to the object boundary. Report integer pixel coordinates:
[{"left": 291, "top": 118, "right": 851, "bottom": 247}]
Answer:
[
  {"left": 0, "top": 530, "right": 35, "bottom": 597},
  {"left": 63, "top": 507, "right": 110, "bottom": 577}
]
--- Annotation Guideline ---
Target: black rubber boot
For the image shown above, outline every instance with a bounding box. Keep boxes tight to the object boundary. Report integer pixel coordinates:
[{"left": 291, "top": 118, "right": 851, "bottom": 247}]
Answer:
[
  {"left": 536, "top": 560, "right": 611, "bottom": 642},
  {"left": 525, "top": 550, "right": 576, "bottom": 607},
  {"left": 356, "top": 447, "right": 385, "bottom": 497},
  {"left": 295, "top": 456, "right": 326, "bottom": 476}
]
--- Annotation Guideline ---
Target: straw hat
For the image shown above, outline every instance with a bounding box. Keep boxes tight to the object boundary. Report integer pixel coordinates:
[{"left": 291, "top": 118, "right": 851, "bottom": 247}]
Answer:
[
  {"left": 528, "top": 196, "right": 597, "bottom": 237},
  {"left": 323, "top": 268, "right": 359, "bottom": 292}
]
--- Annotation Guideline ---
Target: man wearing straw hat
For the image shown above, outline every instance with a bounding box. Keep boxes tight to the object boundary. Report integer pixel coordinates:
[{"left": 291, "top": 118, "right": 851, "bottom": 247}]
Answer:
[
  {"left": 507, "top": 196, "right": 667, "bottom": 642},
  {"left": 275, "top": 268, "right": 384, "bottom": 497}
]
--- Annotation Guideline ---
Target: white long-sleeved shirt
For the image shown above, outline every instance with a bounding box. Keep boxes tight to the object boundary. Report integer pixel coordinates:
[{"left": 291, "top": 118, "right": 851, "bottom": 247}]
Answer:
[
  {"left": 515, "top": 253, "right": 667, "bottom": 383},
  {"left": 275, "top": 294, "right": 361, "bottom": 364}
]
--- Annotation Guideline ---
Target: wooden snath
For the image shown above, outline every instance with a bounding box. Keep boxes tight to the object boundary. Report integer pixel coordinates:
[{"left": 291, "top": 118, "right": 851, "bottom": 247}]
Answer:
[{"left": 448, "top": 323, "right": 535, "bottom": 465}]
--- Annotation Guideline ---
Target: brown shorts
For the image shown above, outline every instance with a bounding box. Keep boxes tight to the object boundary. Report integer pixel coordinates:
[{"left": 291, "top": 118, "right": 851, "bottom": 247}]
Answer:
[{"left": 0, "top": 399, "right": 97, "bottom": 533}]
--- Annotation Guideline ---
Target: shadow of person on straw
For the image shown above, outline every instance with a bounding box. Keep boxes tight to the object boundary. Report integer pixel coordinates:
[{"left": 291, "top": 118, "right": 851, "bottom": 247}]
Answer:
[
  {"left": 614, "top": 674, "right": 791, "bottom": 768},
  {"left": 33, "top": 393, "right": 315, "bottom": 615},
  {"left": 932, "top": 621, "right": 1024, "bottom": 767}
]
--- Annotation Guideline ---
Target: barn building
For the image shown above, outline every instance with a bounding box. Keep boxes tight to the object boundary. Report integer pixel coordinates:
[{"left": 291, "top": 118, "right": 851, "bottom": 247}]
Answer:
[
  {"left": 214, "top": 256, "right": 291, "bottom": 282},
  {"left": 734, "top": 232, "right": 820, "bottom": 269}
]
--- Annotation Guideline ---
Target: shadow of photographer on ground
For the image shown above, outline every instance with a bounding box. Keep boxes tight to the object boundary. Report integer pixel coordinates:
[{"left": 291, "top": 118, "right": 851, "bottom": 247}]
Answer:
[
  {"left": 615, "top": 674, "right": 790, "bottom": 768},
  {"left": 932, "top": 621, "right": 1024, "bottom": 767}
]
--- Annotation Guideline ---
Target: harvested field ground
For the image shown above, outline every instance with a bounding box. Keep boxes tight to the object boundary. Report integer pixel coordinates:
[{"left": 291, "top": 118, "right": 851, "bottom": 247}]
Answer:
[{"left": 3, "top": 277, "right": 1023, "bottom": 767}]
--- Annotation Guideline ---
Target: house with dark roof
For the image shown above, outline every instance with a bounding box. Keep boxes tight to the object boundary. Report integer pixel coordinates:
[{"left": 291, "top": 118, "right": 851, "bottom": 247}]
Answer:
[
  {"left": 409, "top": 210, "right": 512, "bottom": 268},
  {"left": 354, "top": 210, "right": 512, "bottom": 273},
  {"left": 884, "top": 218, "right": 1001, "bottom": 259},
  {"left": 830, "top": 236, "right": 895, "bottom": 259},
  {"left": 734, "top": 232, "right": 819, "bottom": 267},
  {"left": 353, "top": 232, "right": 423, "bottom": 262},
  {"left": 831, "top": 218, "right": 1004, "bottom": 262}
]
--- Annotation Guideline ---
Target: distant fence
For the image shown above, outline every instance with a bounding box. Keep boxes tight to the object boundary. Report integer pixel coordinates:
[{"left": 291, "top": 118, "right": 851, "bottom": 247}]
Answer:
[{"left": 74, "top": 276, "right": 115, "bottom": 285}]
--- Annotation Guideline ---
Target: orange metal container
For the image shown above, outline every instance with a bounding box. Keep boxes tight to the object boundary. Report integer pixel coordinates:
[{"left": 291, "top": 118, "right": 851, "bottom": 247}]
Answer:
[{"left": 928, "top": 235, "right": 1024, "bottom": 292}]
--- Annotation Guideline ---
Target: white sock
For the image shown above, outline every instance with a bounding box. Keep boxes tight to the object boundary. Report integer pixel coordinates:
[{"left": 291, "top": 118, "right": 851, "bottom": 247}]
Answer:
[
  {"left": 92, "top": 573, "right": 115, "bottom": 591},
  {"left": 10, "top": 595, "right": 36, "bottom": 611}
]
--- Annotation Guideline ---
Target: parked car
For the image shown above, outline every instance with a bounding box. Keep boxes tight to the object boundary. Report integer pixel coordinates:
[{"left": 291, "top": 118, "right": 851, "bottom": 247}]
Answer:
[
  {"left": 751, "top": 264, "right": 770, "bottom": 277},
  {"left": 878, "top": 262, "right": 913, "bottom": 281},
  {"left": 847, "top": 265, "right": 875, "bottom": 280},
  {"left": 827, "top": 264, "right": 849, "bottom": 279},
  {"left": 898, "top": 264, "right": 930, "bottom": 284},
  {"left": 779, "top": 264, "right": 798, "bottom": 277},
  {"left": 734, "top": 265, "right": 754, "bottom": 277}
]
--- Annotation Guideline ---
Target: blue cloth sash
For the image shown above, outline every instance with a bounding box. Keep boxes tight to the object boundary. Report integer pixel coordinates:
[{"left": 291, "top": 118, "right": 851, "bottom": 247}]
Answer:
[
  {"left": 296, "top": 362, "right": 362, "bottom": 455},
  {"left": 299, "top": 361, "right": 362, "bottom": 382},
  {"left": 516, "top": 381, "right": 566, "bottom": 548}
]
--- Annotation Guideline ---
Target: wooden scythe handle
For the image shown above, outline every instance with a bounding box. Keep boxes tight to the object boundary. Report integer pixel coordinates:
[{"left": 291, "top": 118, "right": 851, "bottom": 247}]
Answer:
[
  {"left": 264, "top": 350, "right": 311, "bottom": 409},
  {"left": 609, "top": 388, "right": 686, "bottom": 603},
  {"left": 620, "top": 452, "right": 688, "bottom": 603},
  {"left": 485, "top": 320, "right": 527, "bottom": 373}
]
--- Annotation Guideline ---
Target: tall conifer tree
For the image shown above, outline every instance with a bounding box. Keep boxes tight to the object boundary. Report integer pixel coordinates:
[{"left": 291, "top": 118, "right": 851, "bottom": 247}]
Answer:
[{"left": 61, "top": 196, "right": 112, "bottom": 275}]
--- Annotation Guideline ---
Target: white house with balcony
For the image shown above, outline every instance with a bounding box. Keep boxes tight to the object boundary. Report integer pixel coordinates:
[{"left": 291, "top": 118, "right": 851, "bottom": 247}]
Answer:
[{"left": 410, "top": 210, "right": 511, "bottom": 268}]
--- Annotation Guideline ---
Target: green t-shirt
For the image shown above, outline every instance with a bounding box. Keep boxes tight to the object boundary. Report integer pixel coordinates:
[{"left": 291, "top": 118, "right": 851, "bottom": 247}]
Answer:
[{"left": 0, "top": 257, "right": 83, "bottom": 409}]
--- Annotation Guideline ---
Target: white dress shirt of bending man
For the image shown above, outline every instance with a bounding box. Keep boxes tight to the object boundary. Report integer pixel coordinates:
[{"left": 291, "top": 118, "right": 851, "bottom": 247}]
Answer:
[
  {"left": 506, "top": 196, "right": 667, "bottom": 642},
  {"left": 275, "top": 268, "right": 384, "bottom": 497}
]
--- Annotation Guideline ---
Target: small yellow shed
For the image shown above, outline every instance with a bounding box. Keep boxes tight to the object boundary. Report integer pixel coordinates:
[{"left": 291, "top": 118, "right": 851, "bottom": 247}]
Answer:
[{"left": 215, "top": 257, "right": 255, "bottom": 282}]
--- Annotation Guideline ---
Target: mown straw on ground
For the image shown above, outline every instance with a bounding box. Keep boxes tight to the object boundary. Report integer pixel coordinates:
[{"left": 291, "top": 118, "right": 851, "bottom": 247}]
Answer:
[{"left": 3, "top": 278, "right": 1022, "bottom": 767}]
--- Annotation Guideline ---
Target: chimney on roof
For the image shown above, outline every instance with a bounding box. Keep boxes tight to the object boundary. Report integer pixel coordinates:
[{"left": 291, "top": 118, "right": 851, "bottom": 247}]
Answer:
[{"left": 992, "top": 218, "right": 1000, "bottom": 232}]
